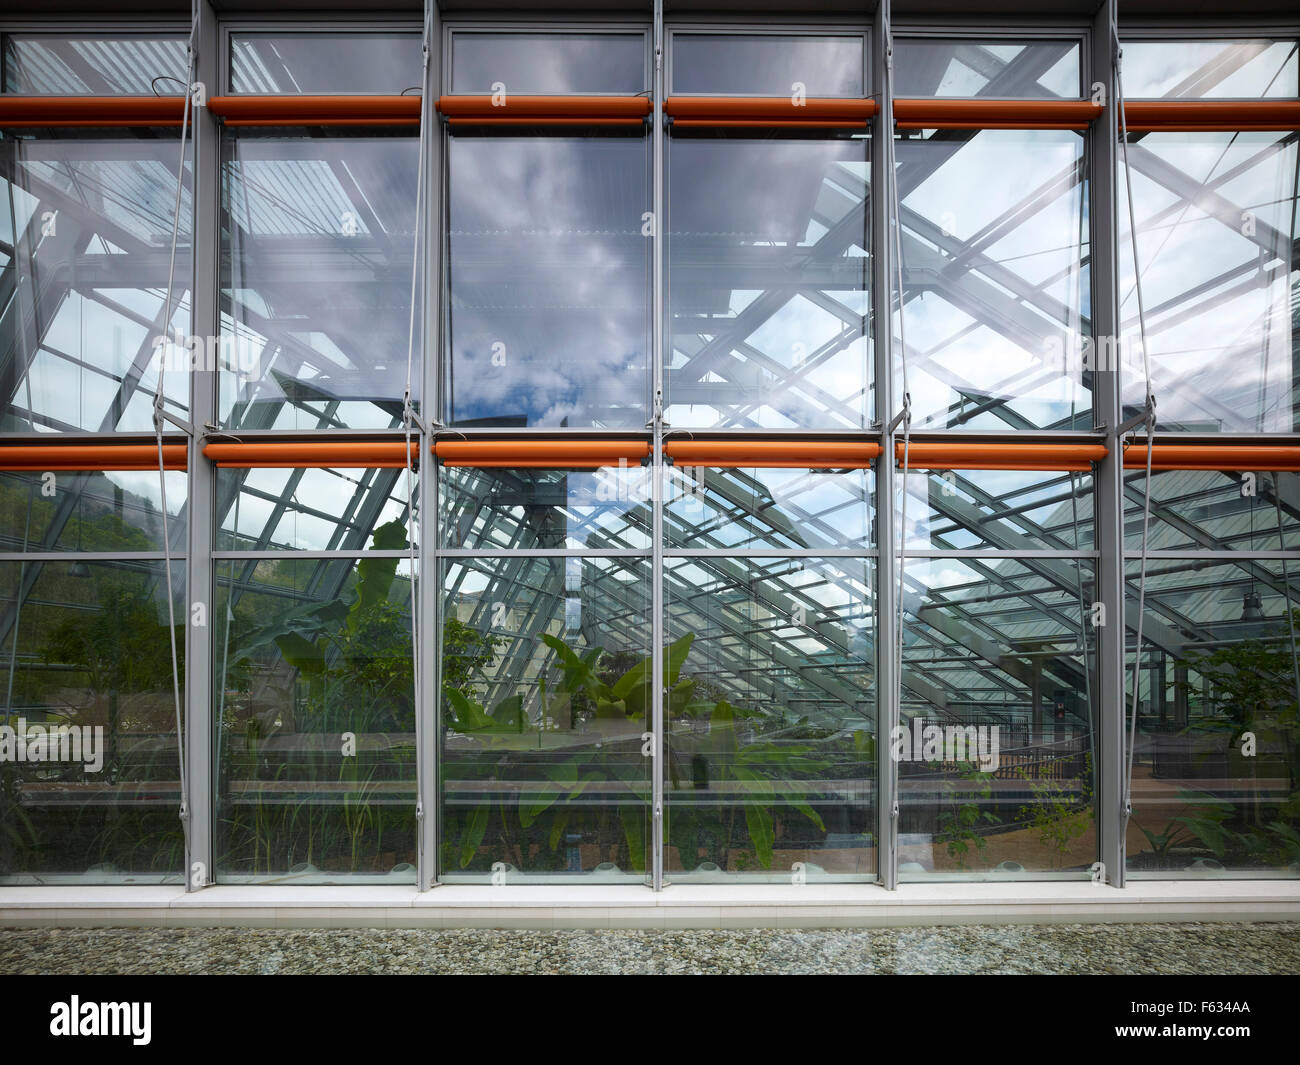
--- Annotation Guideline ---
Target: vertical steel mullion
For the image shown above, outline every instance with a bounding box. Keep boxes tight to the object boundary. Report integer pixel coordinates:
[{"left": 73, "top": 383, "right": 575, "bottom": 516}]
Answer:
[
  {"left": 650, "top": 0, "right": 666, "bottom": 893},
  {"left": 871, "top": 0, "right": 898, "bottom": 891},
  {"left": 1092, "top": 0, "right": 1126, "bottom": 888},
  {"left": 185, "top": 0, "right": 220, "bottom": 891},
  {"left": 418, "top": 0, "right": 443, "bottom": 893}
]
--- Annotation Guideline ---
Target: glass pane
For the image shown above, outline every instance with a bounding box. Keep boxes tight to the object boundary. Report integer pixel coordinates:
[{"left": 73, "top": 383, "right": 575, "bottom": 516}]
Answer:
[
  {"left": 0, "top": 135, "right": 192, "bottom": 432},
  {"left": 214, "top": 555, "right": 417, "bottom": 882},
  {"left": 0, "top": 560, "right": 185, "bottom": 883},
  {"left": 668, "top": 135, "right": 870, "bottom": 430},
  {"left": 1121, "top": 39, "right": 1300, "bottom": 99},
  {"left": 895, "top": 129, "right": 1091, "bottom": 431},
  {"left": 665, "top": 466, "right": 872, "bottom": 551},
  {"left": 672, "top": 34, "right": 864, "bottom": 97},
  {"left": 665, "top": 556, "right": 876, "bottom": 880},
  {"left": 894, "top": 39, "right": 1082, "bottom": 98},
  {"left": 0, "top": 470, "right": 186, "bottom": 553},
  {"left": 900, "top": 468, "right": 1094, "bottom": 552},
  {"left": 440, "top": 464, "right": 651, "bottom": 551},
  {"left": 445, "top": 133, "right": 650, "bottom": 429},
  {"left": 898, "top": 558, "right": 1098, "bottom": 879},
  {"left": 217, "top": 467, "right": 416, "bottom": 553},
  {"left": 220, "top": 133, "right": 420, "bottom": 431},
  {"left": 231, "top": 33, "right": 423, "bottom": 94},
  {"left": 1124, "top": 468, "right": 1300, "bottom": 552},
  {"left": 3, "top": 35, "right": 187, "bottom": 94},
  {"left": 440, "top": 555, "right": 651, "bottom": 882},
  {"left": 1125, "top": 559, "right": 1299, "bottom": 877},
  {"left": 1118, "top": 131, "right": 1299, "bottom": 432},
  {"left": 451, "top": 32, "right": 646, "bottom": 94}
]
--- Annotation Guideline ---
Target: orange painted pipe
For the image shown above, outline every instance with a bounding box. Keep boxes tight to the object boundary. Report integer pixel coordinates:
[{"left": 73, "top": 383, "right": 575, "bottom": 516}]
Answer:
[
  {"left": 665, "top": 440, "right": 880, "bottom": 468},
  {"left": 0, "top": 95, "right": 187, "bottom": 127},
  {"left": 436, "top": 95, "right": 651, "bottom": 124},
  {"left": 0, "top": 444, "right": 187, "bottom": 471},
  {"left": 665, "top": 96, "right": 874, "bottom": 125},
  {"left": 897, "top": 442, "right": 1107, "bottom": 471},
  {"left": 892, "top": 98, "right": 1103, "bottom": 129},
  {"left": 1122, "top": 444, "right": 1300, "bottom": 471},
  {"left": 207, "top": 95, "right": 421, "bottom": 126},
  {"left": 434, "top": 439, "right": 650, "bottom": 468},
  {"left": 1122, "top": 100, "right": 1300, "bottom": 132},
  {"left": 203, "top": 441, "right": 418, "bottom": 468}
]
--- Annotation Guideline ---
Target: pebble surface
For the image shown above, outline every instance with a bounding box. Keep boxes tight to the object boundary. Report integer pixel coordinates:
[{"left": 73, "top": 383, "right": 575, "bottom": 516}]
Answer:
[{"left": 1, "top": 922, "right": 1298, "bottom": 974}]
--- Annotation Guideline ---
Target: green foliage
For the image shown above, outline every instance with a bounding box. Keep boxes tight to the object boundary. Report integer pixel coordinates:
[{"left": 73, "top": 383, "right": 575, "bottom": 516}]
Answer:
[{"left": 935, "top": 763, "right": 999, "bottom": 868}]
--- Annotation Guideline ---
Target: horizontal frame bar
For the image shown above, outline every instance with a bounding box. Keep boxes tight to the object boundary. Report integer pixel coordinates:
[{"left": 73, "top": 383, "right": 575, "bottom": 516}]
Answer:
[
  {"left": 665, "top": 95, "right": 874, "bottom": 128},
  {"left": 437, "top": 94, "right": 651, "bottom": 125},
  {"left": 207, "top": 94, "right": 421, "bottom": 126},
  {"left": 892, "top": 97, "right": 1102, "bottom": 129},
  {"left": 0, "top": 95, "right": 187, "bottom": 127},
  {"left": 0, "top": 444, "right": 187, "bottom": 471},
  {"left": 434, "top": 439, "right": 651, "bottom": 468},
  {"left": 896, "top": 442, "right": 1108, "bottom": 470},
  {"left": 1121, "top": 444, "right": 1300, "bottom": 470},
  {"left": 665, "top": 440, "right": 880, "bottom": 467},
  {"left": 1123, "top": 99, "right": 1300, "bottom": 132}
]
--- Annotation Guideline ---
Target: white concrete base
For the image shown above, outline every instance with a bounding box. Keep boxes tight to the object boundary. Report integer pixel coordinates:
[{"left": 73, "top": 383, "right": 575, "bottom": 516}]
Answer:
[{"left": 2, "top": 880, "right": 1299, "bottom": 929}]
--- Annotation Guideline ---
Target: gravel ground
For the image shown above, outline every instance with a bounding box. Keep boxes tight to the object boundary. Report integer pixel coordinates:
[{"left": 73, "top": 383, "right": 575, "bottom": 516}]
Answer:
[{"left": 2, "top": 922, "right": 1298, "bottom": 974}]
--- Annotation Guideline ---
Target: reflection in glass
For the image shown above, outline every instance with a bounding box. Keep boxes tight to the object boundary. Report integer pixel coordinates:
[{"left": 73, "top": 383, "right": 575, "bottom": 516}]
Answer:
[
  {"left": 3, "top": 35, "right": 186, "bottom": 94},
  {"left": 671, "top": 34, "right": 864, "bottom": 97},
  {"left": 231, "top": 33, "right": 422, "bottom": 94},
  {"left": 1123, "top": 469, "right": 1300, "bottom": 552},
  {"left": 0, "top": 470, "right": 186, "bottom": 553},
  {"left": 1121, "top": 39, "right": 1299, "bottom": 99},
  {"left": 895, "top": 129, "right": 1091, "bottom": 431},
  {"left": 894, "top": 38, "right": 1081, "bottom": 98},
  {"left": 668, "top": 135, "right": 870, "bottom": 429},
  {"left": 451, "top": 33, "right": 646, "bottom": 94},
  {"left": 445, "top": 133, "right": 650, "bottom": 429},
  {"left": 215, "top": 549, "right": 417, "bottom": 882},
  {"left": 440, "top": 556, "right": 650, "bottom": 881},
  {"left": 898, "top": 559, "right": 1097, "bottom": 879},
  {"left": 664, "top": 556, "right": 875, "bottom": 879},
  {"left": 1125, "top": 560, "right": 1299, "bottom": 877},
  {"left": 0, "top": 560, "right": 185, "bottom": 883},
  {"left": 0, "top": 135, "right": 191, "bottom": 432},
  {"left": 1118, "top": 131, "right": 1298, "bottom": 432},
  {"left": 221, "top": 133, "right": 419, "bottom": 431}
]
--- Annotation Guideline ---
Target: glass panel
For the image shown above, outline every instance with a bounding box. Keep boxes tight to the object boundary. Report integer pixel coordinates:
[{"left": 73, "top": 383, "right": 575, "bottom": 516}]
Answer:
[
  {"left": 894, "top": 38, "right": 1082, "bottom": 98},
  {"left": 664, "top": 555, "right": 875, "bottom": 880},
  {"left": 665, "top": 465, "right": 872, "bottom": 551},
  {"left": 1125, "top": 559, "right": 1299, "bottom": 877},
  {"left": 217, "top": 467, "right": 416, "bottom": 553},
  {"left": 450, "top": 32, "right": 646, "bottom": 95},
  {"left": 1121, "top": 39, "right": 1300, "bottom": 99},
  {"left": 220, "top": 133, "right": 420, "bottom": 431},
  {"left": 0, "top": 134, "right": 192, "bottom": 432},
  {"left": 1118, "top": 131, "right": 1299, "bottom": 432},
  {"left": 231, "top": 33, "right": 423, "bottom": 94},
  {"left": 898, "top": 558, "right": 1097, "bottom": 879},
  {"left": 900, "top": 468, "right": 1094, "bottom": 552},
  {"left": 668, "top": 135, "right": 870, "bottom": 430},
  {"left": 1124, "top": 468, "right": 1300, "bottom": 552},
  {"left": 214, "top": 554, "right": 417, "bottom": 882},
  {"left": 440, "top": 464, "right": 650, "bottom": 551},
  {"left": 671, "top": 34, "right": 865, "bottom": 97},
  {"left": 3, "top": 35, "right": 187, "bottom": 94},
  {"left": 0, "top": 559, "right": 184, "bottom": 883},
  {"left": 440, "top": 555, "right": 651, "bottom": 882},
  {"left": 0, "top": 470, "right": 186, "bottom": 553},
  {"left": 445, "top": 133, "right": 650, "bottom": 429},
  {"left": 895, "top": 129, "right": 1091, "bottom": 431}
]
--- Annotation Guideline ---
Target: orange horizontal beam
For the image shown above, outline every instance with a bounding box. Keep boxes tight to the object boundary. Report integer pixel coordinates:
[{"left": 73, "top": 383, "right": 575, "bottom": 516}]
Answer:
[
  {"left": 897, "top": 442, "right": 1107, "bottom": 471},
  {"left": 0, "top": 444, "right": 186, "bottom": 471},
  {"left": 1122, "top": 100, "right": 1300, "bottom": 132},
  {"left": 434, "top": 439, "right": 650, "bottom": 468},
  {"left": 203, "top": 441, "right": 418, "bottom": 468},
  {"left": 665, "top": 96, "right": 874, "bottom": 127},
  {"left": 0, "top": 95, "right": 187, "bottom": 127},
  {"left": 207, "top": 95, "right": 421, "bottom": 126},
  {"left": 1122, "top": 444, "right": 1300, "bottom": 471},
  {"left": 665, "top": 440, "right": 879, "bottom": 468},
  {"left": 436, "top": 95, "right": 651, "bottom": 125},
  {"left": 893, "top": 98, "right": 1102, "bottom": 129}
]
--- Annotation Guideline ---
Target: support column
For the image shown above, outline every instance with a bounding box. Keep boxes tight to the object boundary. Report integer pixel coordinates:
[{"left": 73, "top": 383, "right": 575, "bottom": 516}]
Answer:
[{"left": 650, "top": 0, "right": 666, "bottom": 892}]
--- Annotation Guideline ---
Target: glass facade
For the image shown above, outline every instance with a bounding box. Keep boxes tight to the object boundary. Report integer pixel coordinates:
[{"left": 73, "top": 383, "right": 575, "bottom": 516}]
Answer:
[{"left": 0, "top": 16, "right": 1297, "bottom": 893}]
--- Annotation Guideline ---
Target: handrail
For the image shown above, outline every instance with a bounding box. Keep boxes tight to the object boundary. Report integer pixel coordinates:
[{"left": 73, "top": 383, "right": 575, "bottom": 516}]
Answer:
[
  {"left": 664, "top": 440, "right": 879, "bottom": 468},
  {"left": 896, "top": 442, "right": 1108, "bottom": 471},
  {"left": 0, "top": 443, "right": 187, "bottom": 471},
  {"left": 1121, "top": 443, "right": 1300, "bottom": 471},
  {"left": 436, "top": 95, "right": 651, "bottom": 126},
  {"left": 0, "top": 95, "right": 187, "bottom": 128},
  {"left": 206, "top": 95, "right": 422, "bottom": 127},
  {"left": 434, "top": 439, "right": 651, "bottom": 468},
  {"left": 665, "top": 96, "right": 874, "bottom": 129},
  {"left": 892, "top": 98, "right": 1102, "bottom": 130},
  {"left": 203, "top": 441, "right": 419, "bottom": 468},
  {"left": 1122, "top": 100, "right": 1300, "bottom": 132}
]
